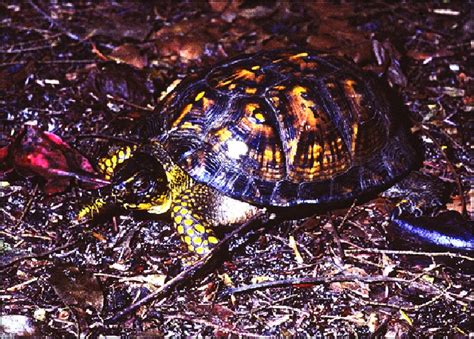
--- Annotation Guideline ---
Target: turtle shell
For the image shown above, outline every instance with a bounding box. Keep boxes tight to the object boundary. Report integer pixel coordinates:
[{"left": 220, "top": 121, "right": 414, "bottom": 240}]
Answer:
[{"left": 148, "top": 49, "right": 418, "bottom": 207}]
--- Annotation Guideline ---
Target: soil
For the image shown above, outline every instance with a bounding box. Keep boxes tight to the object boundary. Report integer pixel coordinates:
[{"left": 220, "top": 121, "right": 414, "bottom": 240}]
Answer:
[{"left": 0, "top": 2, "right": 472, "bottom": 336}]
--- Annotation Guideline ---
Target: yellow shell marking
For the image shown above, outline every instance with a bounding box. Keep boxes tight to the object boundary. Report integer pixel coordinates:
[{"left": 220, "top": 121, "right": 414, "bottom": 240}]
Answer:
[
  {"left": 234, "top": 69, "right": 255, "bottom": 80},
  {"left": 245, "top": 102, "right": 260, "bottom": 114},
  {"left": 344, "top": 79, "right": 363, "bottom": 107},
  {"left": 194, "top": 91, "right": 205, "bottom": 101},
  {"left": 215, "top": 128, "right": 233, "bottom": 142},
  {"left": 254, "top": 112, "right": 265, "bottom": 122},
  {"left": 242, "top": 103, "right": 275, "bottom": 139},
  {"left": 263, "top": 148, "right": 273, "bottom": 161},
  {"left": 181, "top": 121, "right": 201, "bottom": 131},
  {"left": 245, "top": 87, "right": 257, "bottom": 94},
  {"left": 285, "top": 85, "right": 350, "bottom": 180},
  {"left": 217, "top": 69, "right": 256, "bottom": 87},
  {"left": 289, "top": 52, "right": 308, "bottom": 60},
  {"left": 171, "top": 103, "right": 193, "bottom": 128},
  {"left": 251, "top": 65, "right": 260, "bottom": 70},
  {"left": 351, "top": 122, "right": 359, "bottom": 153}
]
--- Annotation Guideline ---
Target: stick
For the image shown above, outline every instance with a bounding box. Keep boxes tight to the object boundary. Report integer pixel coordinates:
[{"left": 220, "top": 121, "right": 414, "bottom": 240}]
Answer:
[
  {"left": 105, "top": 211, "right": 271, "bottom": 323},
  {"left": 222, "top": 275, "right": 413, "bottom": 296}
]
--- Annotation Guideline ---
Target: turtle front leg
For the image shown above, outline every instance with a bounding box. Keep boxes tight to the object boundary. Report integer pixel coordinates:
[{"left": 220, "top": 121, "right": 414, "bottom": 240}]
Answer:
[
  {"left": 171, "top": 185, "right": 220, "bottom": 256},
  {"left": 170, "top": 183, "right": 260, "bottom": 257}
]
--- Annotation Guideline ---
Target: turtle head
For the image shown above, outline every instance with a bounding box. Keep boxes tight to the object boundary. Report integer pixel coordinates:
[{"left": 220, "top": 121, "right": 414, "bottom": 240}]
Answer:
[
  {"left": 111, "top": 152, "right": 172, "bottom": 213},
  {"left": 77, "top": 150, "right": 172, "bottom": 220}
]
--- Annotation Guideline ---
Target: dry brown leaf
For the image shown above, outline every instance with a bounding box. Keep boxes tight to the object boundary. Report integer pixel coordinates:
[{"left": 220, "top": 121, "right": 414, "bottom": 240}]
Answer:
[{"left": 109, "top": 44, "right": 148, "bottom": 69}]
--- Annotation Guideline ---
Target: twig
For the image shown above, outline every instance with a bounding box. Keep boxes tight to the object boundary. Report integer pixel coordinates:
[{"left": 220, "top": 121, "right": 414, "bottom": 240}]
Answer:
[
  {"left": 0, "top": 59, "right": 97, "bottom": 67},
  {"left": 75, "top": 134, "right": 140, "bottom": 144},
  {"left": 107, "top": 95, "right": 155, "bottom": 111},
  {"left": 223, "top": 275, "right": 414, "bottom": 296},
  {"left": 345, "top": 247, "right": 474, "bottom": 261},
  {"left": 330, "top": 200, "right": 357, "bottom": 260},
  {"left": 105, "top": 211, "right": 271, "bottom": 324},
  {"left": 0, "top": 44, "right": 57, "bottom": 54},
  {"left": 0, "top": 238, "right": 79, "bottom": 269},
  {"left": 357, "top": 285, "right": 449, "bottom": 312},
  {"left": 2, "top": 277, "right": 38, "bottom": 292},
  {"left": 15, "top": 184, "right": 38, "bottom": 229},
  {"left": 27, "top": 0, "right": 83, "bottom": 42},
  {"left": 421, "top": 125, "right": 467, "bottom": 217}
]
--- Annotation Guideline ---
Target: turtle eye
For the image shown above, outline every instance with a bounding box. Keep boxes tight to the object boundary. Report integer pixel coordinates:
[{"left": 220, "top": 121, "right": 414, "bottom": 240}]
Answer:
[{"left": 130, "top": 171, "right": 153, "bottom": 194}]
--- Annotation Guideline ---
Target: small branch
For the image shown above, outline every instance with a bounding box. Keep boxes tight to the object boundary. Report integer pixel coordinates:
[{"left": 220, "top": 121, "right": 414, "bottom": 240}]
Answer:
[
  {"left": 330, "top": 200, "right": 357, "bottom": 260},
  {"left": 345, "top": 247, "right": 474, "bottom": 261},
  {"left": 75, "top": 134, "right": 140, "bottom": 144},
  {"left": 2, "top": 277, "right": 38, "bottom": 292},
  {"left": 356, "top": 284, "right": 450, "bottom": 312},
  {"left": 0, "top": 238, "right": 79, "bottom": 269},
  {"left": 28, "top": 0, "right": 83, "bottom": 42},
  {"left": 105, "top": 211, "right": 271, "bottom": 324},
  {"left": 0, "top": 44, "right": 57, "bottom": 54},
  {"left": 0, "top": 60, "right": 97, "bottom": 67},
  {"left": 14, "top": 184, "right": 38, "bottom": 229},
  {"left": 107, "top": 95, "right": 155, "bottom": 111},
  {"left": 223, "top": 275, "right": 413, "bottom": 296},
  {"left": 421, "top": 125, "right": 467, "bottom": 217}
]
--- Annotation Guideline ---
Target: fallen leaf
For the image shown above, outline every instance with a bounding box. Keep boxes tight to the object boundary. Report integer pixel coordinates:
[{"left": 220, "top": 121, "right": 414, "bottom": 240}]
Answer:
[
  {"left": 50, "top": 265, "right": 104, "bottom": 312},
  {"left": 329, "top": 266, "right": 370, "bottom": 297},
  {"left": 208, "top": 0, "right": 228, "bottom": 12},
  {"left": 84, "top": 62, "right": 153, "bottom": 107},
  {"left": 109, "top": 44, "right": 148, "bottom": 69},
  {"left": 2, "top": 123, "right": 108, "bottom": 194}
]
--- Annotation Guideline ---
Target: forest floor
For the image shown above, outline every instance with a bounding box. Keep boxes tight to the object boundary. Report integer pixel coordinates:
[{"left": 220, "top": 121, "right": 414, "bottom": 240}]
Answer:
[{"left": 0, "top": 1, "right": 472, "bottom": 336}]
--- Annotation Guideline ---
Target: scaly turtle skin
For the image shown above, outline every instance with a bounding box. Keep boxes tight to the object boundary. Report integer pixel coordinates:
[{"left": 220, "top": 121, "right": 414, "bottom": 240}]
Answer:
[{"left": 79, "top": 49, "right": 472, "bottom": 255}]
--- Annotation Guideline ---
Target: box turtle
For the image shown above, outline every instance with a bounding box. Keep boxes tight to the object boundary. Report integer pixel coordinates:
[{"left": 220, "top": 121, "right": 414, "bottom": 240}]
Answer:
[{"left": 79, "top": 49, "right": 473, "bottom": 255}]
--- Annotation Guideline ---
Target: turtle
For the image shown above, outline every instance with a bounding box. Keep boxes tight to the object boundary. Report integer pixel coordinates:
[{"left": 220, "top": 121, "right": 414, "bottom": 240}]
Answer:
[{"left": 78, "top": 49, "right": 474, "bottom": 255}]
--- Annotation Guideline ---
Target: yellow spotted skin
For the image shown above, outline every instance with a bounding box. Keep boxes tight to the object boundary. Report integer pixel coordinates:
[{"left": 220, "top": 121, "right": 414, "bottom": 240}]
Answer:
[
  {"left": 172, "top": 190, "right": 219, "bottom": 255},
  {"left": 97, "top": 145, "right": 138, "bottom": 180},
  {"left": 77, "top": 198, "right": 106, "bottom": 220}
]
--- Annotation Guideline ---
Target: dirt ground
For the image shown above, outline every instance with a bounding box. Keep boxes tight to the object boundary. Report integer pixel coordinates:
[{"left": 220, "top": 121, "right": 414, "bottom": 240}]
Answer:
[{"left": 0, "top": 1, "right": 472, "bottom": 336}]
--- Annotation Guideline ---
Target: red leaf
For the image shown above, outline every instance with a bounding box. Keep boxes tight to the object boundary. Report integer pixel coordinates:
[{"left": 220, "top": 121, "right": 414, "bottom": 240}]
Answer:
[{"left": 3, "top": 124, "right": 109, "bottom": 194}]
